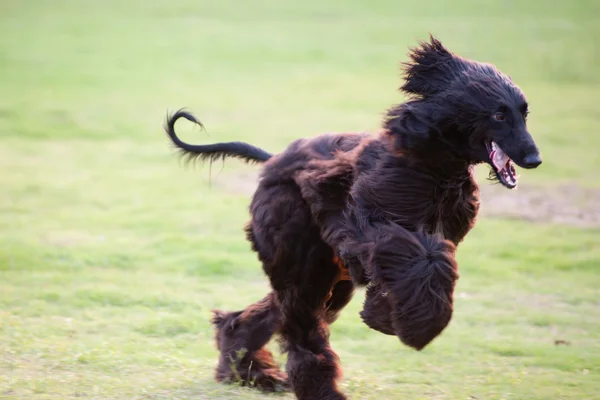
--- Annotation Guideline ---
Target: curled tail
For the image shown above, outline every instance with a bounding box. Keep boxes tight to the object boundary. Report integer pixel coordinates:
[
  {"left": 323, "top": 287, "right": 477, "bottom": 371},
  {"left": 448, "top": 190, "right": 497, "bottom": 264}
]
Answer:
[{"left": 164, "top": 109, "right": 273, "bottom": 165}]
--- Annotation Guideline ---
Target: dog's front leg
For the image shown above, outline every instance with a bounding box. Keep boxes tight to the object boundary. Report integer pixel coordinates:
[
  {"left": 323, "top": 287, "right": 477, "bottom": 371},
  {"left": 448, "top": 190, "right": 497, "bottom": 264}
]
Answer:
[{"left": 339, "top": 221, "right": 459, "bottom": 350}]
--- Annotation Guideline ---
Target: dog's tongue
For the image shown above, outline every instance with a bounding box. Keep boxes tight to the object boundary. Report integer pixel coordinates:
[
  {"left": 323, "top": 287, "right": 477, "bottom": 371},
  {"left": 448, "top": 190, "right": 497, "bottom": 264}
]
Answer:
[{"left": 490, "top": 141, "right": 509, "bottom": 171}]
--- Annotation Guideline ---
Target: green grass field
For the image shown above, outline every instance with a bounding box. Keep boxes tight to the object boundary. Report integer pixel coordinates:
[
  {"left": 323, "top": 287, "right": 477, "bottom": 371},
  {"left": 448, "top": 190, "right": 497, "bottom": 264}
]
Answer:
[{"left": 1, "top": 0, "right": 599, "bottom": 399}]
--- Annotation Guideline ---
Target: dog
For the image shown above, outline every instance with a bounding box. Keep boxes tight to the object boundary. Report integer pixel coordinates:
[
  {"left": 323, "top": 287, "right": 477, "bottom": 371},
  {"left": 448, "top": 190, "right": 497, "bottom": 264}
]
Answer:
[{"left": 162, "top": 36, "right": 542, "bottom": 400}]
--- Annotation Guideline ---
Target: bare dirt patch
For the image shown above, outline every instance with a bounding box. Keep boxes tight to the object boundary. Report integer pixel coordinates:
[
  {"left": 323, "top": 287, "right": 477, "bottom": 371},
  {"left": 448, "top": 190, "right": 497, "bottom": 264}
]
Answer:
[
  {"left": 212, "top": 171, "right": 600, "bottom": 229},
  {"left": 479, "top": 184, "right": 600, "bottom": 228},
  {"left": 42, "top": 230, "right": 107, "bottom": 247}
]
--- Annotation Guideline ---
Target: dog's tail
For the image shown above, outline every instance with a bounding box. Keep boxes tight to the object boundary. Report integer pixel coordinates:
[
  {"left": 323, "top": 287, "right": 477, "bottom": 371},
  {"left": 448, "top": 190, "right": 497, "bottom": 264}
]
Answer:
[{"left": 164, "top": 109, "right": 273, "bottom": 165}]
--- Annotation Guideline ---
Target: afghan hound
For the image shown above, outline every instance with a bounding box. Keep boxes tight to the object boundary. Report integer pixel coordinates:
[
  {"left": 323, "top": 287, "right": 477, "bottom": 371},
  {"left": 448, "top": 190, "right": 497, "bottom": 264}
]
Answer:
[{"left": 162, "top": 36, "right": 542, "bottom": 400}]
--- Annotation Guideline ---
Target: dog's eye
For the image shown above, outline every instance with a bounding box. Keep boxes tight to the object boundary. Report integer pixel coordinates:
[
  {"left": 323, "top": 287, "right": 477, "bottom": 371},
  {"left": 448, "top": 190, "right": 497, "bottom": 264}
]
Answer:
[{"left": 492, "top": 112, "right": 505, "bottom": 122}]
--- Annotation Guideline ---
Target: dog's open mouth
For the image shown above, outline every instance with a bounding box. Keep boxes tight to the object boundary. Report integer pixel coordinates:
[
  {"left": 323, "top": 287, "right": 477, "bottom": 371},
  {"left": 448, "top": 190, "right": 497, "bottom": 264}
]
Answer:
[{"left": 486, "top": 141, "right": 518, "bottom": 189}]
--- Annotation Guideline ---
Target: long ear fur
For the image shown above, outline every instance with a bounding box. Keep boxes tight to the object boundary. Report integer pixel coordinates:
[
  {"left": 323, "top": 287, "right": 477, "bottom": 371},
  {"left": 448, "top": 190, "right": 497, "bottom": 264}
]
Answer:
[
  {"left": 211, "top": 309, "right": 227, "bottom": 325},
  {"left": 400, "top": 35, "right": 468, "bottom": 98},
  {"left": 382, "top": 101, "right": 442, "bottom": 151}
]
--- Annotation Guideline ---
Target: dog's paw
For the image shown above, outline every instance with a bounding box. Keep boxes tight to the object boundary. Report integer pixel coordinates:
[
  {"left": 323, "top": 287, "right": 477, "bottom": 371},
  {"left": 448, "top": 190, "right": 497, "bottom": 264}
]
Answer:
[{"left": 360, "top": 283, "right": 395, "bottom": 335}]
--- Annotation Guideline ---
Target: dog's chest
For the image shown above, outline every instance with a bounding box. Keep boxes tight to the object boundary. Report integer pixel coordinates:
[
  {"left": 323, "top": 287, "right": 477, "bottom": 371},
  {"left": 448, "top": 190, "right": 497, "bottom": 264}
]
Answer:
[
  {"left": 356, "top": 162, "right": 480, "bottom": 246},
  {"left": 427, "top": 181, "right": 480, "bottom": 245}
]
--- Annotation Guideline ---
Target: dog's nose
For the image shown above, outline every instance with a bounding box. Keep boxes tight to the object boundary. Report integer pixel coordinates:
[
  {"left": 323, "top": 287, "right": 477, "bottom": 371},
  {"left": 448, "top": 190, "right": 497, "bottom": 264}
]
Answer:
[{"left": 522, "top": 153, "right": 542, "bottom": 169}]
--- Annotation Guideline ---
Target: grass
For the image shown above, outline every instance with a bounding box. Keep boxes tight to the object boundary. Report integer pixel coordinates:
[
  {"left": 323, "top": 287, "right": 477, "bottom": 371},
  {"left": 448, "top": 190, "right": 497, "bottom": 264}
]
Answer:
[{"left": 1, "top": 0, "right": 599, "bottom": 399}]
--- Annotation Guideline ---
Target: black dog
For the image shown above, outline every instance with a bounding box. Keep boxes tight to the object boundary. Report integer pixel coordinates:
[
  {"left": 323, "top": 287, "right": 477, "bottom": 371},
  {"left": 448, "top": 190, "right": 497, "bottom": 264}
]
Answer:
[{"left": 163, "top": 36, "right": 541, "bottom": 400}]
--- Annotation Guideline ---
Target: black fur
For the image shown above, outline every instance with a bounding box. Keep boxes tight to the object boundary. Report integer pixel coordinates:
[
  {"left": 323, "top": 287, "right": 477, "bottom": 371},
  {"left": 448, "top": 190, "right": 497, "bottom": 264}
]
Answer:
[
  {"left": 164, "top": 109, "right": 273, "bottom": 165},
  {"left": 162, "top": 36, "right": 542, "bottom": 400}
]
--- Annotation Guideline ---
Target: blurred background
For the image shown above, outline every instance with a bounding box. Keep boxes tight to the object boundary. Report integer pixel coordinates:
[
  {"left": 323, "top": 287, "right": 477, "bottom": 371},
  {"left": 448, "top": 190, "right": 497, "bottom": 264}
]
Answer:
[{"left": 1, "top": 0, "right": 598, "bottom": 398}]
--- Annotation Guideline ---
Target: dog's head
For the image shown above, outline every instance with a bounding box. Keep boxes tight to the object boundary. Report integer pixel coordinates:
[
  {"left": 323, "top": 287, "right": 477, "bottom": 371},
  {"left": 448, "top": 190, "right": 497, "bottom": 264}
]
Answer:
[{"left": 388, "top": 35, "right": 542, "bottom": 189}]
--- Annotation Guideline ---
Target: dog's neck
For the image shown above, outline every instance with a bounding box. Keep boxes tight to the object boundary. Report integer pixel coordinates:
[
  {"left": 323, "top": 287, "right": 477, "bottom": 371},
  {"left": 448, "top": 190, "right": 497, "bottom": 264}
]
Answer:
[
  {"left": 383, "top": 101, "right": 479, "bottom": 180},
  {"left": 383, "top": 129, "right": 474, "bottom": 184}
]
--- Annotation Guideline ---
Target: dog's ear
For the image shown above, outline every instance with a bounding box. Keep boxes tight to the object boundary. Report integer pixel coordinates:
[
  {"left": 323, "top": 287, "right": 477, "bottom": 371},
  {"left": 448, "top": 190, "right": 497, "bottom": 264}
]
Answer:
[
  {"left": 400, "top": 35, "right": 466, "bottom": 98},
  {"left": 211, "top": 309, "right": 227, "bottom": 325},
  {"left": 383, "top": 102, "right": 435, "bottom": 149}
]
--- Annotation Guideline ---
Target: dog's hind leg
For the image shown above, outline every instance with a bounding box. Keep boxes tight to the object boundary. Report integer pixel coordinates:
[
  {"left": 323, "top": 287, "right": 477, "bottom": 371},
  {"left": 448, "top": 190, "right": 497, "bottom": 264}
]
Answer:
[
  {"left": 248, "top": 181, "right": 348, "bottom": 399},
  {"left": 211, "top": 292, "right": 288, "bottom": 392},
  {"left": 268, "top": 239, "right": 347, "bottom": 400},
  {"left": 278, "top": 278, "right": 348, "bottom": 400}
]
